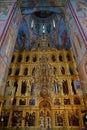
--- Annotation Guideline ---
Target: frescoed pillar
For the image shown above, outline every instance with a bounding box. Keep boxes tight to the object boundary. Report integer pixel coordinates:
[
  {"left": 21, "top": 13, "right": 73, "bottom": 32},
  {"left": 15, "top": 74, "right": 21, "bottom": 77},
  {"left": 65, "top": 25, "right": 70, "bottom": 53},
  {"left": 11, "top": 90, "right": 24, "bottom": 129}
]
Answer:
[{"left": 0, "top": 1, "right": 22, "bottom": 96}]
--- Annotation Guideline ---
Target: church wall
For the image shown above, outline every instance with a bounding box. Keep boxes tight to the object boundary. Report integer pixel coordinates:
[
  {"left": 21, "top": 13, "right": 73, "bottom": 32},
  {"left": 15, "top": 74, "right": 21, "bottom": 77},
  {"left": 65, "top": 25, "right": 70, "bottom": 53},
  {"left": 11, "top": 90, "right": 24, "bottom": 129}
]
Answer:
[
  {"left": 65, "top": 0, "right": 87, "bottom": 65},
  {"left": 0, "top": 1, "right": 22, "bottom": 96},
  {"left": 70, "top": 0, "right": 87, "bottom": 41},
  {"left": 65, "top": 0, "right": 87, "bottom": 101}
]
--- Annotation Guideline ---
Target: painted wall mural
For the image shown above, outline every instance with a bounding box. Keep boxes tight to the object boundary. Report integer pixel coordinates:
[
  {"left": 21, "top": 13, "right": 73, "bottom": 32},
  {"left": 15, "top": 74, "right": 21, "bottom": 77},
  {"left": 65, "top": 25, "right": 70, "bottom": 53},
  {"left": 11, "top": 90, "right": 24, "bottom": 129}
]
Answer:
[
  {"left": 20, "top": 0, "right": 64, "bottom": 15},
  {"left": 70, "top": 0, "right": 87, "bottom": 37},
  {"left": 0, "top": 56, "right": 7, "bottom": 96},
  {"left": 0, "top": 2, "right": 14, "bottom": 42},
  {"left": 58, "top": 17, "right": 71, "bottom": 50},
  {"left": 0, "top": 3, "right": 13, "bottom": 20},
  {"left": 16, "top": 14, "right": 71, "bottom": 50},
  {"left": 65, "top": 0, "right": 86, "bottom": 65},
  {"left": 0, "top": 1, "right": 21, "bottom": 96}
]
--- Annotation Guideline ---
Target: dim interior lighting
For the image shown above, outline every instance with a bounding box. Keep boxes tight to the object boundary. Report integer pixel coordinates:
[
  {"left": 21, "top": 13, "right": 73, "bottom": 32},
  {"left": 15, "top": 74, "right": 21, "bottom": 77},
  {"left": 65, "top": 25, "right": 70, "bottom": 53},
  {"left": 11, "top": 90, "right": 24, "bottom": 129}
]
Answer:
[
  {"left": 85, "top": 115, "right": 87, "bottom": 119},
  {"left": 31, "top": 19, "right": 34, "bottom": 29},
  {"left": 42, "top": 24, "right": 45, "bottom": 39},
  {"left": 53, "top": 19, "right": 55, "bottom": 28},
  {"left": 43, "top": 24, "right": 45, "bottom": 33},
  {"left": 1, "top": 116, "right": 4, "bottom": 122}
]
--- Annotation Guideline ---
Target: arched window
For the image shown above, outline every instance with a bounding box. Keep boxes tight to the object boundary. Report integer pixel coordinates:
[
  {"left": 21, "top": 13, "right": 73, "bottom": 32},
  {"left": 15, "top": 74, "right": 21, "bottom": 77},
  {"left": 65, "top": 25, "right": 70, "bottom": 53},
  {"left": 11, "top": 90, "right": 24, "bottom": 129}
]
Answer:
[
  {"left": 15, "top": 67, "right": 20, "bottom": 75},
  {"left": 17, "top": 54, "right": 22, "bottom": 62},
  {"left": 21, "top": 81, "right": 27, "bottom": 95},
  {"left": 8, "top": 68, "right": 12, "bottom": 75},
  {"left": 24, "top": 68, "right": 28, "bottom": 75},
  {"left": 69, "top": 66, "right": 74, "bottom": 75},
  {"left": 26, "top": 55, "right": 30, "bottom": 62},
  {"left": 33, "top": 55, "right": 37, "bottom": 62},
  {"left": 11, "top": 55, "right": 15, "bottom": 62},
  {"left": 52, "top": 55, "right": 56, "bottom": 62},
  {"left": 61, "top": 67, "right": 65, "bottom": 74},
  {"left": 59, "top": 55, "right": 63, "bottom": 61},
  {"left": 66, "top": 54, "right": 71, "bottom": 61},
  {"left": 62, "top": 80, "right": 69, "bottom": 95}
]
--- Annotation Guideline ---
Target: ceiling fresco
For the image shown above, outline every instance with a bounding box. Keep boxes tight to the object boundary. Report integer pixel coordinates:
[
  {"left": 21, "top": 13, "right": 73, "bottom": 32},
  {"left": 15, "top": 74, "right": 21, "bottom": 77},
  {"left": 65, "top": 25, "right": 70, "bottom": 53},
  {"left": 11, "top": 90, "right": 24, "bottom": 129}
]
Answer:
[
  {"left": 18, "top": 0, "right": 67, "bottom": 15},
  {"left": 1, "top": 0, "right": 71, "bottom": 50},
  {"left": 15, "top": 12, "right": 71, "bottom": 50}
]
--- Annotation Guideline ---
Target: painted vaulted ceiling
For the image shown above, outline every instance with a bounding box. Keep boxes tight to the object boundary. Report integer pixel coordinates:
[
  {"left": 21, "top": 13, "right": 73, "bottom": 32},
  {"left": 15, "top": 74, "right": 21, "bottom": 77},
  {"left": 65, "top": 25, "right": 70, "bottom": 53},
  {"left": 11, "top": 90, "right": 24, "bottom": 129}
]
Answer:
[
  {"left": 1, "top": 0, "right": 71, "bottom": 50},
  {"left": 18, "top": 0, "right": 68, "bottom": 14},
  {"left": 14, "top": 0, "right": 71, "bottom": 51}
]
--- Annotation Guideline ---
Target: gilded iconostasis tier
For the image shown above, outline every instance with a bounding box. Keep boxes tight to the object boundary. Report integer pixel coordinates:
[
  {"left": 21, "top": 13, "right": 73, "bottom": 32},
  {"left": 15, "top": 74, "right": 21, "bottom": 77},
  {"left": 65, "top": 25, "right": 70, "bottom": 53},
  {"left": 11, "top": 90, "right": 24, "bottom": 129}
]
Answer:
[{"left": 2, "top": 37, "right": 87, "bottom": 129}]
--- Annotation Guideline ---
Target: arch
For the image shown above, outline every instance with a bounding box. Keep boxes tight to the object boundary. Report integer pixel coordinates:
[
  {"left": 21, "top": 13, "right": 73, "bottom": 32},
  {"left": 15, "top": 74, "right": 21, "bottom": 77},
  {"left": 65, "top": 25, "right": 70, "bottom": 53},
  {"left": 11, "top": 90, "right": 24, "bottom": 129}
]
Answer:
[
  {"left": 39, "top": 100, "right": 51, "bottom": 110},
  {"left": 39, "top": 100, "right": 52, "bottom": 128},
  {"left": 38, "top": 98, "right": 52, "bottom": 107}
]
